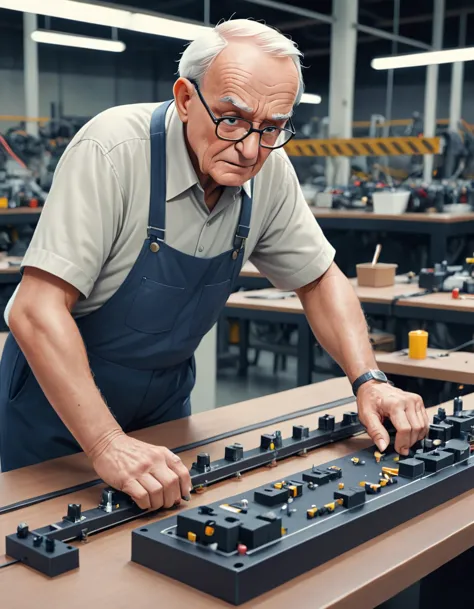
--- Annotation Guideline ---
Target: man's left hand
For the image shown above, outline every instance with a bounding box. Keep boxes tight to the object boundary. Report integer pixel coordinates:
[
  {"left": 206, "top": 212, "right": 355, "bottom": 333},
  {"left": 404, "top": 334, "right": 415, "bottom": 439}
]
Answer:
[{"left": 356, "top": 382, "right": 430, "bottom": 456}]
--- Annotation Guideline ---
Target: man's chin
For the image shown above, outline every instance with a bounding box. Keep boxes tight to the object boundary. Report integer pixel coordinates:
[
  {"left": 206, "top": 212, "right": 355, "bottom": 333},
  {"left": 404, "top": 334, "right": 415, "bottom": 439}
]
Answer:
[{"left": 212, "top": 167, "right": 254, "bottom": 188}]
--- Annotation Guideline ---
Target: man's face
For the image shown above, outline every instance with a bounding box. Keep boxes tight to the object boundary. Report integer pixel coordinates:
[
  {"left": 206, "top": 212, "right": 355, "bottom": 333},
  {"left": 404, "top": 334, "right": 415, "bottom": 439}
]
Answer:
[{"left": 175, "top": 41, "right": 299, "bottom": 187}]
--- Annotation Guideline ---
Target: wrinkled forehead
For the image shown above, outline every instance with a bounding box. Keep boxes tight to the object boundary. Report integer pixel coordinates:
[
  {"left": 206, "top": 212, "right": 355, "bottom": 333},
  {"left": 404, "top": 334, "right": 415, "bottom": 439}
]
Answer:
[{"left": 201, "top": 43, "right": 299, "bottom": 117}]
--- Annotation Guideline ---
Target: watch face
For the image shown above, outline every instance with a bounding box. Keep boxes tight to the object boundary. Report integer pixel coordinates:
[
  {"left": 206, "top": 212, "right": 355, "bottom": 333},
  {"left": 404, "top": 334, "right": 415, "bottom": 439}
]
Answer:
[{"left": 372, "top": 370, "right": 387, "bottom": 382}]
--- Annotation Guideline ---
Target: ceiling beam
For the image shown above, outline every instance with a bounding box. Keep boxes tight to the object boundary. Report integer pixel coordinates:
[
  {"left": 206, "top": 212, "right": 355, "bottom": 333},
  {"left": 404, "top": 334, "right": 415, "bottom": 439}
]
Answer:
[
  {"left": 239, "top": 0, "right": 334, "bottom": 25},
  {"left": 357, "top": 23, "right": 432, "bottom": 50},
  {"left": 304, "top": 36, "right": 377, "bottom": 58},
  {"left": 375, "top": 7, "right": 473, "bottom": 28},
  {"left": 275, "top": 18, "right": 323, "bottom": 32}
]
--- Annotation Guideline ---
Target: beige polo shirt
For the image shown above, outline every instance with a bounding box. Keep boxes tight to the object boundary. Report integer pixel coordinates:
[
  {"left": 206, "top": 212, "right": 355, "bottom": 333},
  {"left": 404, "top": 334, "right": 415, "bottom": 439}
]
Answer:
[{"left": 5, "top": 101, "right": 335, "bottom": 321}]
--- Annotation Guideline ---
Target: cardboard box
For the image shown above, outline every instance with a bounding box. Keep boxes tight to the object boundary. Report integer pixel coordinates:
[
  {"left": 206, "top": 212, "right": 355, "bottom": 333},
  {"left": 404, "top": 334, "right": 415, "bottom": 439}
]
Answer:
[{"left": 356, "top": 263, "right": 398, "bottom": 287}]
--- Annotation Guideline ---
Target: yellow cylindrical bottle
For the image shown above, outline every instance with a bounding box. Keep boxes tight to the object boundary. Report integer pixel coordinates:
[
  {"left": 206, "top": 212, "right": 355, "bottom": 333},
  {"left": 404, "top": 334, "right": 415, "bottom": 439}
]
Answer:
[{"left": 408, "top": 330, "right": 428, "bottom": 359}]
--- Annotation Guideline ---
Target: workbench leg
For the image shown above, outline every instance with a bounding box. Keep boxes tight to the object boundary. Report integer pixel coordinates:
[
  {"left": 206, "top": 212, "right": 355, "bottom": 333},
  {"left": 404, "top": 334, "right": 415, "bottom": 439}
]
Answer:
[
  {"left": 430, "top": 229, "right": 447, "bottom": 264},
  {"left": 238, "top": 319, "right": 250, "bottom": 377},
  {"left": 297, "top": 322, "right": 313, "bottom": 387}
]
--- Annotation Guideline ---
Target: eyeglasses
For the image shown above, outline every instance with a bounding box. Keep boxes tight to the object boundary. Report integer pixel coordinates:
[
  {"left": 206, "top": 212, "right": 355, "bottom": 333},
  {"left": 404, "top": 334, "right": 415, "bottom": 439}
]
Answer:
[{"left": 190, "top": 80, "right": 296, "bottom": 150}]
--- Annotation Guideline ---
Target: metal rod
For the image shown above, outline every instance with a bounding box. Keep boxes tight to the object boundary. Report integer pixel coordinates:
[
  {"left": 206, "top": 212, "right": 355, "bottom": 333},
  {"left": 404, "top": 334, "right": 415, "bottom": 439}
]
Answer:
[
  {"left": 423, "top": 0, "right": 445, "bottom": 182},
  {"left": 357, "top": 23, "right": 432, "bottom": 50},
  {"left": 240, "top": 0, "right": 334, "bottom": 24},
  {"left": 384, "top": 0, "right": 400, "bottom": 137},
  {"left": 204, "top": 0, "right": 210, "bottom": 25},
  {"left": 449, "top": 11, "right": 467, "bottom": 132},
  {"left": 23, "top": 13, "right": 39, "bottom": 137}
]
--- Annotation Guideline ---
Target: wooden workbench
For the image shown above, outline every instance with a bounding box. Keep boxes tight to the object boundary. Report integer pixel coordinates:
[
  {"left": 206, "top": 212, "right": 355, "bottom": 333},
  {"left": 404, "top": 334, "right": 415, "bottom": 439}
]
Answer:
[{"left": 2, "top": 377, "right": 474, "bottom": 609}]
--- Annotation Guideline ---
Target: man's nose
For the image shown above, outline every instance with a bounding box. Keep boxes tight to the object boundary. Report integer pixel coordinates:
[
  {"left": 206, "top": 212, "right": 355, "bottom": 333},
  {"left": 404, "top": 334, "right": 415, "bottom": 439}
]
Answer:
[{"left": 236, "top": 132, "right": 260, "bottom": 160}]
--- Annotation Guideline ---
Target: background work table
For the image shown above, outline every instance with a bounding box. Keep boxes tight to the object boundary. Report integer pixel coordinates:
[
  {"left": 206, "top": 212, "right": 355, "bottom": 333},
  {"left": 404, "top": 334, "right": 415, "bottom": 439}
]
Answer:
[{"left": 2, "top": 378, "right": 474, "bottom": 609}]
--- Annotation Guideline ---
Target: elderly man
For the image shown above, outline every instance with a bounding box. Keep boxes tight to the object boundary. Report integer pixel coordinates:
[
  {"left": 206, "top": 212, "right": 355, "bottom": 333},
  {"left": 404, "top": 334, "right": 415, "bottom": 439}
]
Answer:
[{"left": 0, "top": 19, "right": 428, "bottom": 509}]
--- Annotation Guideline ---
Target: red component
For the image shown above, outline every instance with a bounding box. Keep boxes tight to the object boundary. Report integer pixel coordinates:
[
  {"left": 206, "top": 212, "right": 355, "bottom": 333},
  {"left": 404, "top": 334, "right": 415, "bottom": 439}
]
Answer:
[
  {"left": 237, "top": 544, "right": 248, "bottom": 555},
  {"left": 354, "top": 180, "right": 361, "bottom": 186},
  {"left": 29, "top": 198, "right": 38, "bottom": 208},
  {"left": 452, "top": 288, "right": 460, "bottom": 300}
]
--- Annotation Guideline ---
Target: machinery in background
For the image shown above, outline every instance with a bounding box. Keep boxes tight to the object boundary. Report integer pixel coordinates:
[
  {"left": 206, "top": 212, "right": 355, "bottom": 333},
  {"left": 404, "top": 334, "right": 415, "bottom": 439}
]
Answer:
[{"left": 418, "top": 256, "right": 474, "bottom": 294}]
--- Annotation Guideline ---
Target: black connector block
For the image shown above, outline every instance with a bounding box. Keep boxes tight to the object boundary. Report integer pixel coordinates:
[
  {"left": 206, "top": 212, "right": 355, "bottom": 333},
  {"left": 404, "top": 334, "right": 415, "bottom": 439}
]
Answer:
[
  {"left": 446, "top": 415, "right": 474, "bottom": 437},
  {"left": 194, "top": 453, "right": 211, "bottom": 473},
  {"left": 302, "top": 470, "right": 331, "bottom": 485},
  {"left": 342, "top": 412, "right": 359, "bottom": 426},
  {"left": 239, "top": 515, "right": 282, "bottom": 550},
  {"left": 254, "top": 487, "right": 289, "bottom": 507},
  {"left": 428, "top": 423, "right": 453, "bottom": 443},
  {"left": 176, "top": 510, "right": 241, "bottom": 553},
  {"left": 333, "top": 487, "right": 365, "bottom": 509},
  {"left": 442, "top": 439, "right": 470, "bottom": 463},
  {"left": 225, "top": 443, "right": 244, "bottom": 462},
  {"left": 292, "top": 425, "right": 309, "bottom": 440},
  {"left": 5, "top": 532, "right": 78, "bottom": 577},
  {"left": 416, "top": 450, "right": 455, "bottom": 473},
  {"left": 318, "top": 414, "right": 335, "bottom": 432},
  {"left": 398, "top": 458, "right": 425, "bottom": 479}
]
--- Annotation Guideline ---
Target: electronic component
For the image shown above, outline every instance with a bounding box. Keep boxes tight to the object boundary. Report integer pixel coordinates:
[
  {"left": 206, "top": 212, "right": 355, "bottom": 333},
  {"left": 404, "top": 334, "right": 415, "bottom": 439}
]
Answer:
[{"left": 398, "top": 458, "right": 425, "bottom": 479}]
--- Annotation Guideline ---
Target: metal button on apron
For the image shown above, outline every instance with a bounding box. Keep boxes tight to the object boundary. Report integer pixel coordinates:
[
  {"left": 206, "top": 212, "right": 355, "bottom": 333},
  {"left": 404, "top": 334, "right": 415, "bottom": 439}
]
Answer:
[
  {"left": 198, "top": 246, "right": 204, "bottom": 252},
  {"left": 150, "top": 242, "right": 160, "bottom": 253},
  {"left": 232, "top": 251, "right": 238, "bottom": 260}
]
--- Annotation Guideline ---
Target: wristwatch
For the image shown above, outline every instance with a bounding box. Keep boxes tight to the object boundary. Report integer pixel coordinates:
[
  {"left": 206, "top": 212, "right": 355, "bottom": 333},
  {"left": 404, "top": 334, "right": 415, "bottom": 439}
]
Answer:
[{"left": 352, "top": 369, "right": 389, "bottom": 396}]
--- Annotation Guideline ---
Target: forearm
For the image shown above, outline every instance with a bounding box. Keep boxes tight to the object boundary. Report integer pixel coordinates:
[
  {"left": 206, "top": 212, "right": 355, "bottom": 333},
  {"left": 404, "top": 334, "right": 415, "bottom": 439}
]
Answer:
[
  {"left": 296, "top": 263, "right": 377, "bottom": 383},
  {"left": 9, "top": 302, "right": 123, "bottom": 456}
]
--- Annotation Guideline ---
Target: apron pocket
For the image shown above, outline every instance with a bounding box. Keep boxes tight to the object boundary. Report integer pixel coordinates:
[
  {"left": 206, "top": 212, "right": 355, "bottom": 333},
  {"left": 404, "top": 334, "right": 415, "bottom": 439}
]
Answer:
[
  {"left": 8, "top": 349, "right": 32, "bottom": 403},
  {"left": 190, "top": 279, "right": 231, "bottom": 338},
  {"left": 125, "top": 277, "right": 186, "bottom": 334}
]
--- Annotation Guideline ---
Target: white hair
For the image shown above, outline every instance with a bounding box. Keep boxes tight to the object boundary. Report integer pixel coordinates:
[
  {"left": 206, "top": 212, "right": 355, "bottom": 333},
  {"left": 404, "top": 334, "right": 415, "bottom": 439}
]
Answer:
[{"left": 178, "top": 19, "right": 305, "bottom": 105}]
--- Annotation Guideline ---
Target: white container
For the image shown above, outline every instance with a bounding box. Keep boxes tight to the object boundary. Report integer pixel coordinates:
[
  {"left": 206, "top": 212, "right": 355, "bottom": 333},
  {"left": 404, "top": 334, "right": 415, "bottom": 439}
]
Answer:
[{"left": 372, "top": 190, "right": 410, "bottom": 215}]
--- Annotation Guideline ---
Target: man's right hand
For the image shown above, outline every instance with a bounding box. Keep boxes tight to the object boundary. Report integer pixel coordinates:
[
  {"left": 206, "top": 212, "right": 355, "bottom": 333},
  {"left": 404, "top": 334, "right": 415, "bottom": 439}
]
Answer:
[{"left": 90, "top": 433, "right": 192, "bottom": 510}]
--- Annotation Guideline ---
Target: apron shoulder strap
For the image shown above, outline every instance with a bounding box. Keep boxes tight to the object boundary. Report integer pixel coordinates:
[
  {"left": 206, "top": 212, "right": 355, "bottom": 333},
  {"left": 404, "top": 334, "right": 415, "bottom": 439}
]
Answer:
[
  {"left": 233, "top": 178, "right": 254, "bottom": 251},
  {"left": 148, "top": 100, "right": 174, "bottom": 242}
]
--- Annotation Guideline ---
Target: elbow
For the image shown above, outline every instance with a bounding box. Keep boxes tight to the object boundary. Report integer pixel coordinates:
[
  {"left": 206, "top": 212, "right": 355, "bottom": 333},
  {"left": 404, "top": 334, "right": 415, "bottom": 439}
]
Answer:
[{"left": 9, "top": 297, "right": 39, "bottom": 343}]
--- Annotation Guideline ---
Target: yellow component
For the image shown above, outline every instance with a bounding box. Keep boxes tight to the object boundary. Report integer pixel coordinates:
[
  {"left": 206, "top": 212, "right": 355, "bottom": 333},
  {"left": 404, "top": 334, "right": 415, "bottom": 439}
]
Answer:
[
  {"left": 281, "top": 527, "right": 287, "bottom": 535},
  {"left": 336, "top": 499, "right": 344, "bottom": 506},
  {"left": 338, "top": 482, "right": 345, "bottom": 490},
  {"left": 359, "top": 481, "right": 367, "bottom": 487},
  {"left": 408, "top": 330, "right": 428, "bottom": 360},
  {"left": 393, "top": 456, "right": 400, "bottom": 462},
  {"left": 220, "top": 504, "right": 242, "bottom": 513},
  {"left": 466, "top": 258, "right": 474, "bottom": 264},
  {"left": 307, "top": 507, "right": 318, "bottom": 518},
  {"left": 229, "top": 321, "right": 240, "bottom": 344},
  {"left": 433, "top": 439, "right": 442, "bottom": 447},
  {"left": 288, "top": 485, "right": 297, "bottom": 498},
  {"left": 382, "top": 467, "right": 399, "bottom": 477},
  {"left": 274, "top": 482, "right": 283, "bottom": 489},
  {"left": 324, "top": 502, "right": 336, "bottom": 512},
  {"left": 284, "top": 136, "right": 442, "bottom": 158},
  {"left": 329, "top": 466, "right": 341, "bottom": 471},
  {"left": 370, "top": 484, "right": 381, "bottom": 492},
  {"left": 204, "top": 526, "right": 215, "bottom": 537},
  {"left": 379, "top": 479, "right": 388, "bottom": 487},
  {"left": 187, "top": 532, "right": 197, "bottom": 543},
  {"left": 115, "top": 504, "right": 120, "bottom": 508},
  {"left": 351, "top": 457, "right": 360, "bottom": 464},
  {"left": 269, "top": 443, "right": 275, "bottom": 450},
  {"left": 374, "top": 451, "right": 384, "bottom": 464},
  {"left": 0, "top": 197, "right": 8, "bottom": 208}
]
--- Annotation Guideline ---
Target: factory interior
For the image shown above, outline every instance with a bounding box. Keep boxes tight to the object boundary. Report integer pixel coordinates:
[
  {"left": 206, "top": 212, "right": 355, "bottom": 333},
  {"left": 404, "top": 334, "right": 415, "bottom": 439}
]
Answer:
[{"left": 2, "top": 1, "right": 474, "bottom": 608}]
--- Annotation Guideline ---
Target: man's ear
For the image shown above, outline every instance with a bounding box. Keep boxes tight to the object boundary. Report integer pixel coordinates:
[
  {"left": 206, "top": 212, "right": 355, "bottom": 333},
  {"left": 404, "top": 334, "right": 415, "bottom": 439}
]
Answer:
[{"left": 173, "top": 78, "right": 194, "bottom": 124}]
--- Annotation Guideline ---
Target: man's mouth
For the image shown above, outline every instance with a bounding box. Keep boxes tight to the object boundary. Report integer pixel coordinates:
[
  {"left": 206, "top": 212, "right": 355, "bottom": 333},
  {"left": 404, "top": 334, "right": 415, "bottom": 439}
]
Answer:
[{"left": 224, "top": 161, "right": 254, "bottom": 168}]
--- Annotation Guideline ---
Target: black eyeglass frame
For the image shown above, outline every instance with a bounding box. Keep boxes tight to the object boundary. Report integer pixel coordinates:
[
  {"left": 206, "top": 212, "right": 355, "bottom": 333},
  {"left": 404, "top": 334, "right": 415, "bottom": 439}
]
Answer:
[{"left": 189, "top": 79, "right": 296, "bottom": 150}]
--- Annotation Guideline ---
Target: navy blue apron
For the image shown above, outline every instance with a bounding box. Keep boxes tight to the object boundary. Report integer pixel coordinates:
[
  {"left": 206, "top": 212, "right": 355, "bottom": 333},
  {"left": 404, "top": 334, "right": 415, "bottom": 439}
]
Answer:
[{"left": 0, "top": 100, "right": 252, "bottom": 471}]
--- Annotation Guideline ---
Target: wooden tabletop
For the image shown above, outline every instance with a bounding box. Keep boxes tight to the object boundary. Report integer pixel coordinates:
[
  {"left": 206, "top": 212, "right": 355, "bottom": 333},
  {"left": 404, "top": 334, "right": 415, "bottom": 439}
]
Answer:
[
  {"left": 240, "top": 261, "right": 261, "bottom": 278},
  {"left": 226, "top": 278, "right": 421, "bottom": 313},
  {"left": 376, "top": 349, "right": 474, "bottom": 385},
  {"left": 396, "top": 291, "right": 474, "bottom": 312},
  {"left": 310, "top": 207, "right": 474, "bottom": 224},
  {"left": 2, "top": 378, "right": 474, "bottom": 609}
]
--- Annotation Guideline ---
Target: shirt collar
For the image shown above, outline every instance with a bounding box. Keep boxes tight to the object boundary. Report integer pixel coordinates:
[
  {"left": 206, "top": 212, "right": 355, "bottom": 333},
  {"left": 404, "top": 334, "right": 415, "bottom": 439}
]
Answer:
[{"left": 165, "top": 102, "right": 252, "bottom": 201}]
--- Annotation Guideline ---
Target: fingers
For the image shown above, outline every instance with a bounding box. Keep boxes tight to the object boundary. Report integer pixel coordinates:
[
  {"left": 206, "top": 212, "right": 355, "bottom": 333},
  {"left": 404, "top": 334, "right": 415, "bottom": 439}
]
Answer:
[
  {"left": 122, "top": 479, "right": 151, "bottom": 510},
  {"left": 390, "top": 407, "right": 412, "bottom": 455},
  {"left": 152, "top": 469, "right": 181, "bottom": 509},
  {"left": 138, "top": 473, "right": 164, "bottom": 510},
  {"left": 166, "top": 451, "right": 193, "bottom": 500},
  {"left": 360, "top": 410, "right": 390, "bottom": 453}
]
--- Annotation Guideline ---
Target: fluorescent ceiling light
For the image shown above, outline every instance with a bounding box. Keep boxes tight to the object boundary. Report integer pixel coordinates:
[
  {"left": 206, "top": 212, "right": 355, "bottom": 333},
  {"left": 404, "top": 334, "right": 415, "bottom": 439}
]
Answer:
[
  {"left": 301, "top": 93, "right": 322, "bottom": 104},
  {"left": 372, "top": 46, "right": 474, "bottom": 70},
  {"left": 32, "top": 29, "right": 125, "bottom": 52},
  {"left": 0, "top": 0, "right": 210, "bottom": 40}
]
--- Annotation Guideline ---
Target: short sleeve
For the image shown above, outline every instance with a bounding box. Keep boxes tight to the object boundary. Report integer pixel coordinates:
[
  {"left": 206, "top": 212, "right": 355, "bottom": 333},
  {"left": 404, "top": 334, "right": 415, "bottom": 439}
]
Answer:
[
  {"left": 250, "top": 155, "right": 335, "bottom": 290},
  {"left": 21, "top": 139, "right": 123, "bottom": 298}
]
